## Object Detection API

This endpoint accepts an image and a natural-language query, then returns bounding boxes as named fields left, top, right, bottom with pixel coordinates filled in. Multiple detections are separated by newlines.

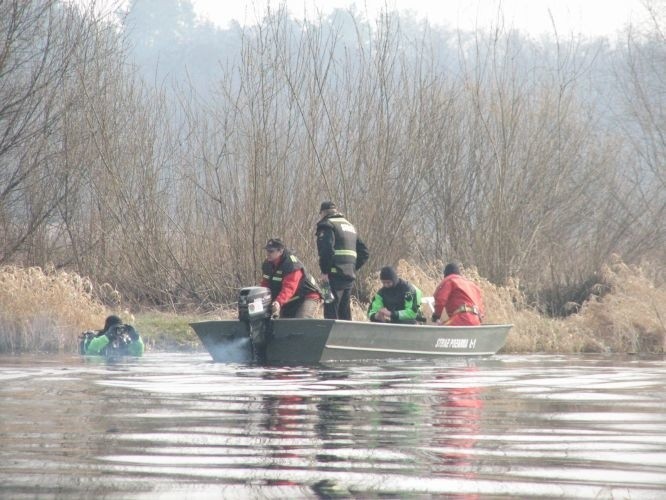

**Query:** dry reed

left=563, top=257, right=666, bottom=353
left=0, top=266, right=108, bottom=353
left=1, top=257, right=663, bottom=354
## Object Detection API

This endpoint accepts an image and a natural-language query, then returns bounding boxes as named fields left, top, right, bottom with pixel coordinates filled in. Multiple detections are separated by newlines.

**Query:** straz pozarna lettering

left=435, top=338, right=477, bottom=349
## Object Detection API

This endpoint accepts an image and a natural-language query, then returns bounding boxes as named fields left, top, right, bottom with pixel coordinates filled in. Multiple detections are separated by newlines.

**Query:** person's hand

left=320, top=274, right=329, bottom=283
left=376, top=308, right=391, bottom=322
left=271, top=301, right=281, bottom=318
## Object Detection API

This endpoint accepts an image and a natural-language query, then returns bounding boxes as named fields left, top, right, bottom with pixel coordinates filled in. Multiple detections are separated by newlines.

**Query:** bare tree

left=1, top=1, right=662, bottom=313
left=0, top=1, right=102, bottom=265
left=613, top=0, right=666, bottom=264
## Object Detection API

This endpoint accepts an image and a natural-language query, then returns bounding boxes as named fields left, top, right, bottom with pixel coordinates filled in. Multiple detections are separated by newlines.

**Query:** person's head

left=319, top=201, right=338, bottom=218
left=104, top=314, right=122, bottom=330
left=265, top=238, right=285, bottom=263
left=443, top=262, right=461, bottom=277
left=379, top=266, right=399, bottom=288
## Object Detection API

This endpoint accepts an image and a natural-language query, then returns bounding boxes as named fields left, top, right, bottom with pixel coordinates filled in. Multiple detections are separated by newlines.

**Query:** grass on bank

left=0, top=259, right=664, bottom=354
left=134, top=310, right=210, bottom=351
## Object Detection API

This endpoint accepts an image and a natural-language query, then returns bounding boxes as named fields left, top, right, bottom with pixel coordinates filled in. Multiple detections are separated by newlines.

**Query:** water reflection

left=427, top=368, right=483, bottom=482
left=0, top=354, right=664, bottom=498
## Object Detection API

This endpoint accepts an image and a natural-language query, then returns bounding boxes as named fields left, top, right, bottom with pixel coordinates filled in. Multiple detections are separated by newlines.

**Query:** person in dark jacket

left=80, top=314, right=144, bottom=357
left=261, top=238, right=321, bottom=318
left=316, top=201, right=369, bottom=320
left=368, top=266, right=424, bottom=324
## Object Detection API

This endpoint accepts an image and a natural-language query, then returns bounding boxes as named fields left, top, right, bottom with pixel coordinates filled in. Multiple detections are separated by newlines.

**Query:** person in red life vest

left=432, top=262, right=485, bottom=326
left=260, top=238, right=321, bottom=318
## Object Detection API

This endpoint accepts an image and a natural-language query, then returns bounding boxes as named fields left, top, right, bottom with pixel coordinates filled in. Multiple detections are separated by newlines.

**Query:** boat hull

left=191, top=319, right=511, bottom=364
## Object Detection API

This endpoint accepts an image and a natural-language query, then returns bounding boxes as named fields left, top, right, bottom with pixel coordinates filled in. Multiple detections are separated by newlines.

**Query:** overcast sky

left=190, top=0, right=646, bottom=37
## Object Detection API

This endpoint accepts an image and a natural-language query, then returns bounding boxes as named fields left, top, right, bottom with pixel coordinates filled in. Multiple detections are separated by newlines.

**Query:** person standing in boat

left=316, top=201, right=370, bottom=321
left=80, top=314, right=144, bottom=356
left=368, top=266, right=425, bottom=324
left=432, top=263, right=484, bottom=326
left=261, top=238, right=321, bottom=319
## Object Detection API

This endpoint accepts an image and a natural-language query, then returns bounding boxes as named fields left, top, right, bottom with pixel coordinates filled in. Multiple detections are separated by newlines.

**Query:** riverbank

left=1, top=259, right=664, bottom=354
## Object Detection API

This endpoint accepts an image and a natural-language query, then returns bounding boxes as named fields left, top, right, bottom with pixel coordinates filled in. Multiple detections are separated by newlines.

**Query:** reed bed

left=0, top=266, right=110, bottom=353
left=357, top=259, right=664, bottom=354
left=1, top=259, right=663, bottom=354
left=562, top=258, right=665, bottom=353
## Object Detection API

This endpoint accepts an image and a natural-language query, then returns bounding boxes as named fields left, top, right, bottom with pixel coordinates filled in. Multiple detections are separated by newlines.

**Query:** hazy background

left=1, top=0, right=664, bottom=316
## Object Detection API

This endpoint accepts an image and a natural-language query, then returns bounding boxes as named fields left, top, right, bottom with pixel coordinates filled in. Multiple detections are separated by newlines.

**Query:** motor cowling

left=238, top=286, right=272, bottom=321
left=237, top=286, right=272, bottom=362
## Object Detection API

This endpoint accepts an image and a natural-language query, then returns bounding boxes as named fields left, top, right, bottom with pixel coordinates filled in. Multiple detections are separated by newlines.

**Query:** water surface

left=1, top=353, right=665, bottom=498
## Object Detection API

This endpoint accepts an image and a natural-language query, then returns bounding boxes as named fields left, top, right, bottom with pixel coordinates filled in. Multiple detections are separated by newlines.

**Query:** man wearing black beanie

left=379, top=266, right=398, bottom=283
left=368, top=266, right=424, bottom=324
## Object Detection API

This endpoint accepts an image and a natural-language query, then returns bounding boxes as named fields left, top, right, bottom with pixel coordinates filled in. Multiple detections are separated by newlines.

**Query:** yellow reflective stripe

left=334, top=249, right=357, bottom=257
left=271, top=277, right=282, bottom=282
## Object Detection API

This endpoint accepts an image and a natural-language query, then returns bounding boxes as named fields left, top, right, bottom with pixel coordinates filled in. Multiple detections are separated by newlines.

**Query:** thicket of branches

left=1, top=0, right=664, bottom=314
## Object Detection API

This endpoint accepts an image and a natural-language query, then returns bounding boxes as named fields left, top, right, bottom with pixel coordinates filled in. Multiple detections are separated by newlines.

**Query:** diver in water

left=80, top=315, right=144, bottom=357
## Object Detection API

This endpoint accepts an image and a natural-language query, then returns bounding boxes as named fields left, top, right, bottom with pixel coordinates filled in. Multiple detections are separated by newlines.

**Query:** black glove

left=128, top=327, right=139, bottom=341
left=80, top=330, right=95, bottom=340
left=105, top=327, right=118, bottom=341
left=431, top=313, right=438, bottom=323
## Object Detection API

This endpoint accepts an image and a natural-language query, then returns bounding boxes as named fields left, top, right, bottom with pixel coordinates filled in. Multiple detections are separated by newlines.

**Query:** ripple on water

left=0, top=353, right=664, bottom=498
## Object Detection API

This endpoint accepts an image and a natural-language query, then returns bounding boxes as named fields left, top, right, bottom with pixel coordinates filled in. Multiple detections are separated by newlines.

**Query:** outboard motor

left=237, top=286, right=273, bottom=362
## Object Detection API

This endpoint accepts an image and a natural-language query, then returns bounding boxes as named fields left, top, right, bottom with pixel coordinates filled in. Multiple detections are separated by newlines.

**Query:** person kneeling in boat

left=80, top=315, right=145, bottom=357
left=432, top=262, right=484, bottom=326
left=261, top=238, right=321, bottom=318
left=368, top=266, right=424, bottom=324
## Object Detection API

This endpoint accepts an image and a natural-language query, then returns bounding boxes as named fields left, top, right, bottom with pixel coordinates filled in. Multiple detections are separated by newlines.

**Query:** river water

left=1, top=353, right=664, bottom=499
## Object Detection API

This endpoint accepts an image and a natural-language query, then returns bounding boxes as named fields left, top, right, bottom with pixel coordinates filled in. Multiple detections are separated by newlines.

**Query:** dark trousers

left=324, top=286, right=353, bottom=320
left=282, top=298, right=320, bottom=319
